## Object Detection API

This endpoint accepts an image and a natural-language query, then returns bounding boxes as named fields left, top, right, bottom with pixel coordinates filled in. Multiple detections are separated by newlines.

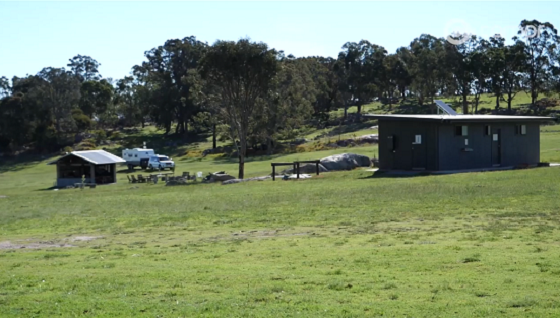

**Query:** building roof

left=363, top=114, right=554, bottom=123
left=48, top=150, right=126, bottom=165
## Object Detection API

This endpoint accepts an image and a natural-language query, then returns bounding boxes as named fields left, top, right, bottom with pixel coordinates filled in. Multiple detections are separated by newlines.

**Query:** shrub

left=93, top=130, right=107, bottom=144
left=109, top=131, right=122, bottom=141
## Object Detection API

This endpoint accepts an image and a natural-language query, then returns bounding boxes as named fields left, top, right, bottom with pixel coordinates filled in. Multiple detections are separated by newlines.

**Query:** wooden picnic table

left=148, top=171, right=174, bottom=178
left=271, top=160, right=320, bottom=180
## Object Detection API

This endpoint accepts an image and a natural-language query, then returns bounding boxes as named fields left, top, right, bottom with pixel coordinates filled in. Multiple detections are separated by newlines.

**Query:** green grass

left=2, top=125, right=560, bottom=317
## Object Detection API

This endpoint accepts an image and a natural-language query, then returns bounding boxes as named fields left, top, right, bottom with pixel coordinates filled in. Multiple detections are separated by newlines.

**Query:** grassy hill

left=2, top=102, right=560, bottom=317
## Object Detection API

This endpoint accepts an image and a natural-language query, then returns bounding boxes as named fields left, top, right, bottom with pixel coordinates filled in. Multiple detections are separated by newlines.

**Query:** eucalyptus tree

left=394, top=47, right=413, bottom=100
left=67, top=55, right=102, bottom=82
left=298, top=56, right=340, bottom=127
left=258, top=56, right=316, bottom=154
left=338, top=40, right=386, bottom=117
left=514, top=20, right=559, bottom=107
left=444, top=35, right=478, bottom=113
left=469, top=37, right=491, bottom=113
left=79, top=79, right=113, bottom=118
left=0, top=76, right=11, bottom=98
left=133, top=36, right=208, bottom=134
left=199, top=38, right=280, bottom=179
left=408, top=35, right=445, bottom=108
left=35, top=67, right=82, bottom=134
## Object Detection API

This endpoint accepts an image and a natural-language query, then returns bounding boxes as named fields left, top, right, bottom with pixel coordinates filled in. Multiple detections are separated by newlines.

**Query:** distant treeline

left=1, top=19, right=559, bottom=176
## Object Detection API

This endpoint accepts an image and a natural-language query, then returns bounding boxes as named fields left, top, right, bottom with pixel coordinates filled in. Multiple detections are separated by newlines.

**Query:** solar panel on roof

left=435, top=100, right=458, bottom=115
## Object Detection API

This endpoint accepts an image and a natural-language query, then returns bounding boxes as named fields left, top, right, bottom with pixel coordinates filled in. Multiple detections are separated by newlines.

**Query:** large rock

left=356, top=134, right=379, bottom=143
left=320, top=153, right=371, bottom=171
left=281, top=163, right=328, bottom=174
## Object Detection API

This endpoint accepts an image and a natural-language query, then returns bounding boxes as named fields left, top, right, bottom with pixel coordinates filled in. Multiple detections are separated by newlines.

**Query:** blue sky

left=1, top=1, right=559, bottom=81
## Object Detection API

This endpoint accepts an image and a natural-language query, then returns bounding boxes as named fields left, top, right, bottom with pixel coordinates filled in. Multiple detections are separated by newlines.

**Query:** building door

left=411, top=133, right=427, bottom=170
left=492, top=129, right=501, bottom=166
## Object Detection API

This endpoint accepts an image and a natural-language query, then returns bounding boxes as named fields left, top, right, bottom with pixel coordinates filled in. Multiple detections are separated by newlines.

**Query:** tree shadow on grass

left=317, top=121, right=377, bottom=138
left=35, top=186, right=58, bottom=191
left=0, top=155, right=49, bottom=174
left=358, top=171, right=433, bottom=179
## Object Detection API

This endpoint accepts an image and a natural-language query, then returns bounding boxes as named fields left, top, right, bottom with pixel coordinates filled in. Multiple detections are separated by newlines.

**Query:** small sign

left=493, top=134, right=498, bottom=141
left=464, top=139, right=469, bottom=146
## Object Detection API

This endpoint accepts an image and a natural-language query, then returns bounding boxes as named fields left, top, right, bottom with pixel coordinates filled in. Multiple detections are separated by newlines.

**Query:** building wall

left=438, top=122, right=540, bottom=170
left=379, top=120, right=540, bottom=171
left=378, top=120, right=438, bottom=170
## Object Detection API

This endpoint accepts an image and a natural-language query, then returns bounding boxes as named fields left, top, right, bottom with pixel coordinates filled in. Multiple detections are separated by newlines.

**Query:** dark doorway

left=412, top=133, right=427, bottom=170
left=492, top=128, right=501, bottom=166
left=387, top=135, right=396, bottom=170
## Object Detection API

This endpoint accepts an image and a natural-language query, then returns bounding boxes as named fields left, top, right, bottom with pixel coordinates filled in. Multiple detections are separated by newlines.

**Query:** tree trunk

left=495, top=94, right=500, bottom=110
left=474, top=98, right=479, bottom=114
left=532, top=89, right=538, bottom=106
left=238, top=152, right=245, bottom=179
left=462, top=89, right=468, bottom=114
left=266, top=137, right=273, bottom=155
left=343, top=99, right=348, bottom=120
left=212, top=124, right=216, bottom=149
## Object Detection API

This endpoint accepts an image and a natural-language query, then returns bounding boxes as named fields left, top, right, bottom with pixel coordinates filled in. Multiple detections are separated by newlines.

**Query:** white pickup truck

left=147, top=155, right=175, bottom=171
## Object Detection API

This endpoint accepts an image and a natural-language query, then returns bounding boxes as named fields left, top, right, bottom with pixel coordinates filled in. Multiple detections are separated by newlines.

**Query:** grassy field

left=2, top=124, right=560, bottom=317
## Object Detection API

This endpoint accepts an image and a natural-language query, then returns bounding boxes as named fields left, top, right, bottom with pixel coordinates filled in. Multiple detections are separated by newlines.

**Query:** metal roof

left=48, top=150, right=126, bottom=165
left=363, top=114, right=554, bottom=123
left=434, top=100, right=458, bottom=115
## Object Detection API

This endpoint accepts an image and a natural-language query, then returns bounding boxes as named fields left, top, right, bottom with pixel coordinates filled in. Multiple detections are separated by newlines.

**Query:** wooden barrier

left=271, top=160, right=320, bottom=181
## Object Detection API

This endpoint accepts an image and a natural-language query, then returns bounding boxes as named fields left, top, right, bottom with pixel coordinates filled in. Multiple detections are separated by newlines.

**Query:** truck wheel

left=148, top=164, right=153, bottom=170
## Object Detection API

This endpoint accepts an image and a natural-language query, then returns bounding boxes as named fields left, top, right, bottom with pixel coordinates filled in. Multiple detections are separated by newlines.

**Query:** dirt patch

left=0, top=241, right=74, bottom=250
left=232, top=230, right=313, bottom=239
left=70, top=236, right=103, bottom=242
left=0, top=195, right=7, bottom=199
left=0, top=235, right=103, bottom=250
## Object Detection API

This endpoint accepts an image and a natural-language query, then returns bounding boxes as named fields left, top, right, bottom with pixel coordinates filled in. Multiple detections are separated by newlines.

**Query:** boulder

left=356, top=134, right=379, bottom=143
left=283, top=174, right=312, bottom=179
left=281, top=163, right=328, bottom=174
left=320, top=153, right=371, bottom=171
